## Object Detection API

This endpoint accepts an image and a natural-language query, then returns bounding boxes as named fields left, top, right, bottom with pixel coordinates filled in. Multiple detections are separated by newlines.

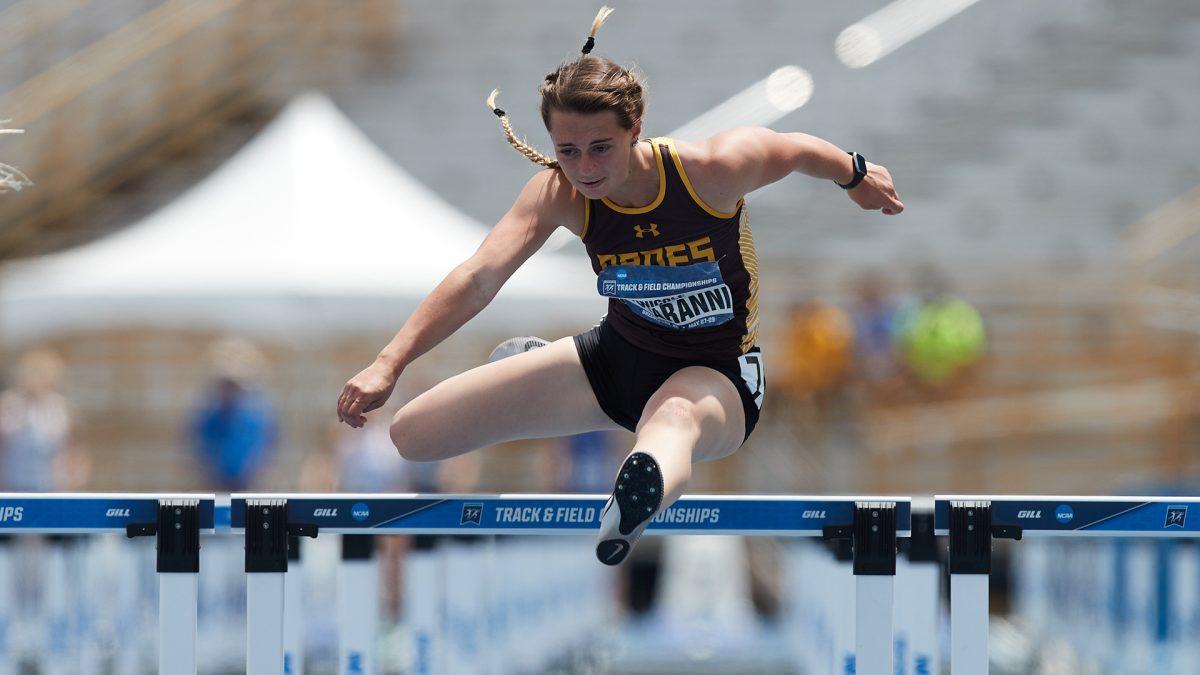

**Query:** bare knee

left=389, top=405, right=443, bottom=462
left=640, top=396, right=702, bottom=438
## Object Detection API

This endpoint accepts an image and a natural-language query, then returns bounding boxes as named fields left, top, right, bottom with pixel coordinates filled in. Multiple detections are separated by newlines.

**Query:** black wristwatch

left=836, top=151, right=867, bottom=190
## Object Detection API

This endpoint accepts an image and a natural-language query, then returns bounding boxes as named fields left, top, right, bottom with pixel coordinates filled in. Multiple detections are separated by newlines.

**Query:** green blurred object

left=900, top=298, right=987, bottom=384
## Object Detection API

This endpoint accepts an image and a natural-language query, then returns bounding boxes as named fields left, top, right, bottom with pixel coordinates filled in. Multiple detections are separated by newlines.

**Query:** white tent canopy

left=0, top=93, right=602, bottom=344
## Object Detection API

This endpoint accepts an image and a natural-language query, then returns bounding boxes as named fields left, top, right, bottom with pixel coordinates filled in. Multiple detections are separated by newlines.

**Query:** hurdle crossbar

left=230, top=492, right=912, bottom=536
left=0, top=492, right=216, bottom=533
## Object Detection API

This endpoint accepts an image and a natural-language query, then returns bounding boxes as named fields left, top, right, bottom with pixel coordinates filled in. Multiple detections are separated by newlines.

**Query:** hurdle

left=936, top=495, right=1200, bottom=675
left=0, top=492, right=912, bottom=674
left=0, top=493, right=216, bottom=673
left=231, top=493, right=911, bottom=675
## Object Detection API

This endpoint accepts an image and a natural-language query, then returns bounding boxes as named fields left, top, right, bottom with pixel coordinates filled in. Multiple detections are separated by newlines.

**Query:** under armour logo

left=633, top=224, right=660, bottom=238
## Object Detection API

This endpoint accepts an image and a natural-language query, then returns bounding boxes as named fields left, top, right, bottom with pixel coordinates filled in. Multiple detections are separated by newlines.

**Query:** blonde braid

left=581, top=6, right=614, bottom=54
left=485, top=8, right=620, bottom=169
left=486, top=89, right=558, bottom=169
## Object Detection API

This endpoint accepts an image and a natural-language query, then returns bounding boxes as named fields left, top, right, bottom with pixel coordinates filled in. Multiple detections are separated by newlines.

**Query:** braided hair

left=486, top=6, right=645, bottom=170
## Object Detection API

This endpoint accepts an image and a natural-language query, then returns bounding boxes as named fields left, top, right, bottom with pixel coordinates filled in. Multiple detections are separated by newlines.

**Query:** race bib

left=597, top=263, right=734, bottom=330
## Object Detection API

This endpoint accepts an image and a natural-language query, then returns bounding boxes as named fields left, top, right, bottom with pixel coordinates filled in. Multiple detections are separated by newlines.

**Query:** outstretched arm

left=337, top=169, right=576, bottom=427
left=705, top=127, right=904, bottom=215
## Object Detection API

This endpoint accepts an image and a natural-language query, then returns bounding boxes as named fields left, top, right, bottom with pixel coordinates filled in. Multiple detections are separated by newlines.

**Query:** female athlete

left=337, top=7, right=903, bottom=565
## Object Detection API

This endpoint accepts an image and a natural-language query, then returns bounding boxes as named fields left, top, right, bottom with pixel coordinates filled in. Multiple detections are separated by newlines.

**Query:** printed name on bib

left=598, top=262, right=734, bottom=330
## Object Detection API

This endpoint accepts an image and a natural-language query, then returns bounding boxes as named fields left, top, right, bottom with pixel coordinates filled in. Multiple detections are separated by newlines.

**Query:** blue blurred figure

left=850, top=272, right=905, bottom=391
left=565, top=430, right=619, bottom=493
left=190, top=338, right=278, bottom=491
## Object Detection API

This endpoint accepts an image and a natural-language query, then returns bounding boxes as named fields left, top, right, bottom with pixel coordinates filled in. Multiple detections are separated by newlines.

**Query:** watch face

left=854, top=153, right=867, bottom=176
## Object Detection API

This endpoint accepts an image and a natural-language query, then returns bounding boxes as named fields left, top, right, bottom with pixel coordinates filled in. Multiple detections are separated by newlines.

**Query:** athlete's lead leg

left=389, top=337, right=619, bottom=462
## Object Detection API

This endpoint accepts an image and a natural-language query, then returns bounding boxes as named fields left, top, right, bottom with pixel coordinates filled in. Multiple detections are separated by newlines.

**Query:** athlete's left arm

left=706, top=127, right=904, bottom=215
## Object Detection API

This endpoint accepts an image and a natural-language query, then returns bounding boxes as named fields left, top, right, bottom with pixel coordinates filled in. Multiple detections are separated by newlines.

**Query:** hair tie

left=486, top=89, right=506, bottom=118
left=582, top=6, right=613, bottom=55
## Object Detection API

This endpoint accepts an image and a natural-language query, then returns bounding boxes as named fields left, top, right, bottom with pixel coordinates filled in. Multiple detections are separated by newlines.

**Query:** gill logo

left=633, top=223, right=660, bottom=238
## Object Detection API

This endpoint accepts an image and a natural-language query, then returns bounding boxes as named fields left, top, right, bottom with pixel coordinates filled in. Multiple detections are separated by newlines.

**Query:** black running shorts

left=573, top=319, right=765, bottom=442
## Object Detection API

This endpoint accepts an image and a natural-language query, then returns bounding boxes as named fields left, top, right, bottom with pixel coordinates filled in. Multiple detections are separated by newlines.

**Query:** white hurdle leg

left=338, top=535, right=378, bottom=675
left=949, top=501, right=991, bottom=675
left=0, top=536, right=12, bottom=675
left=852, top=502, right=898, bottom=675
left=899, top=512, right=941, bottom=675
left=284, top=535, right=305, bottom=675
left=405, top=539, right=443, bottom=675
left=245, top=499, right=289, bottom=675
left=133, top=499, right=203, bottom=675
left=161, top=574, right=199, bottom=673
left=830, top=540, right=855, bottom=675
left=248, top=574, right=286, bottom=674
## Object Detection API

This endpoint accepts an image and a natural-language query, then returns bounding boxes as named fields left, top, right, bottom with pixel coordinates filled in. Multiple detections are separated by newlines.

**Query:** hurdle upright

left=0, top=493, right=216, bottom=674
left=232, top=493, right=911, bottom=675
left=936, top=495, right=1200, bottom=675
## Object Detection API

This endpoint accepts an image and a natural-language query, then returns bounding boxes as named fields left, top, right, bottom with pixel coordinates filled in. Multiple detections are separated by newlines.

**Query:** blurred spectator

left=849, top=272, right=905, bottom=393
left=896, top=267, right=988, bottom=390
left=0, top=348, right=88, bottom=491
left=529, top=431, right=622, bottom=493
left=336, top=415, right=412, bottom=493
left=188, top=337, right=277, bottom=491
left=564, top=430, right=620, bottom=493
left=777, top=300, right=854, bottom=400
left=302, top=416, right=416, bottom=624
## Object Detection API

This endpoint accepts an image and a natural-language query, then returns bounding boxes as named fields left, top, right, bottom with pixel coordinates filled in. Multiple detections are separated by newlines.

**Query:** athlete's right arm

left=337, top=169, right=578, bottom=427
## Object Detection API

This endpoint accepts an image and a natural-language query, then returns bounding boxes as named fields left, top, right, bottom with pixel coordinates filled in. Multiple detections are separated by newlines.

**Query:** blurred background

left=0, top=0, right=1198, bottom=672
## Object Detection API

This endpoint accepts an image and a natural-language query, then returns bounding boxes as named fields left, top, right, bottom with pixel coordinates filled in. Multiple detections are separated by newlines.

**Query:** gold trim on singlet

left=579, top=197, right=591, bottom=240
left=601, top=138, right=666, bottom=214
left=738, top=207, right=761, bottom=353
left=663, top=138, right=742, bottom=220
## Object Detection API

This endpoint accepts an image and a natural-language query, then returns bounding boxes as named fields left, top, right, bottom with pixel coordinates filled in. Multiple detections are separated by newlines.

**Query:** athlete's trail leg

left=596, top=366, right=745, bottom=565
left=631, top=366, right=746, bottom=509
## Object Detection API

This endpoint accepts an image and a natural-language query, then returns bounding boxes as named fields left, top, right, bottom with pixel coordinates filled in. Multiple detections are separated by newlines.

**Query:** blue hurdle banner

left=230, top=494, right=912, bottom=537
left=934, top=496, right=1200, bottom=537
left=0, top=493, right=217, bottom=533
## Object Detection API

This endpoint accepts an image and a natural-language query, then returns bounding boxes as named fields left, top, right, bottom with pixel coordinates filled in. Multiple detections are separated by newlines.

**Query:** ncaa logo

left=1055, top=505, right=1074, bottom=524
left=351, top=502, right=370, bottom=522
left=461, top=504, right=483, bottom=526
left=616, top=269, right=628, bottom=280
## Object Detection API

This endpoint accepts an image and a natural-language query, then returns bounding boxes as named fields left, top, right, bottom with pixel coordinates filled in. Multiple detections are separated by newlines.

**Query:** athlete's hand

left=848, top=162, right=904, bottom=215
left=337, top=360, right=399, bottom=428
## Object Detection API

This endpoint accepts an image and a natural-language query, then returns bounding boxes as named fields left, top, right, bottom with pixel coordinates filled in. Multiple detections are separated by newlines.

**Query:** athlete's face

left=547, top=109, right=641, bottom=199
